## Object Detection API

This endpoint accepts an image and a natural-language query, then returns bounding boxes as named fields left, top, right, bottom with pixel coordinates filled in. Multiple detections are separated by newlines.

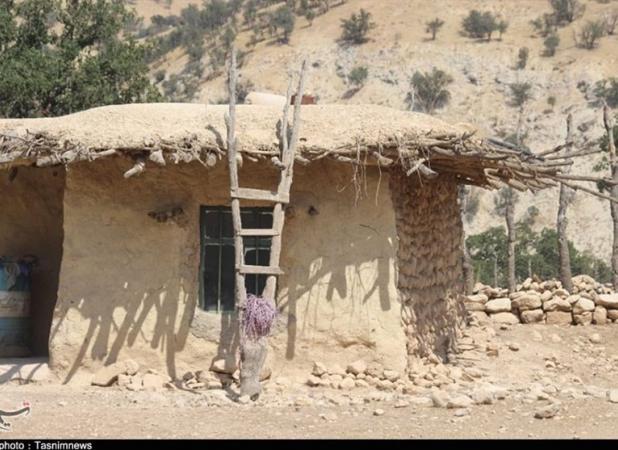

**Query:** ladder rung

left=231, top=188, right=289, bottom=204
left=237, top=265, right=284, bottom=275
left=238, top=228, right=279, bottom=237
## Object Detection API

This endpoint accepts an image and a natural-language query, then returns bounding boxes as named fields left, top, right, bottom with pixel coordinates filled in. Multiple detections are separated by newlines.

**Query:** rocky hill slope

left=134, top=0, right=618, bottom=260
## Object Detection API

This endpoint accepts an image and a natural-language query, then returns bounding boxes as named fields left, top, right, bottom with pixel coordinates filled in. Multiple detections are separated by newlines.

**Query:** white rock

left=383, top=370, right=400, bottom=382
left=597, top=294, right=618, bottom=309
left=431, top=390, right=450, bottom=408
left=373, top=409, right=385, bottom=416
left=543, top=298, right=572, bottom=312
left=573, top=312, right=593, bottom=325
left=311, top=362, right=327, bottom=377
left=546, top=311, right=573, bottom=325
left=608, top=389, right=618, bottom=403
left=534, top=403, right=560, bottom=419
left=211, top=358, right=237, bottom=375
left=346, top=360, right=367, bottom=376
left=142, top=373, right=163, bottom=391
left=339, top=377, right=355, bottom=390
left=521, top=309, right=545, bottom=323
left=589, top=333, right=602, bottom=344
left=573, top=298, right=595, bottom=314
left=307, top=375, right=322, bottom=387
left=471, top=388, right=495, bottom=405
left=490, top=312, right=520, bottom=324
left=485, top=298, right=512, bottom=314
left=447, top=395, right=473, bottom=409
left=328, top=364, right=346, bottom=376
left=512, top=294, right=542, bottom=311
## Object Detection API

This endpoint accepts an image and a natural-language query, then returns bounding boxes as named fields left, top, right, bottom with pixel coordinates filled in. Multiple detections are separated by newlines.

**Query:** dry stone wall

left=389, top=169, right=466, bottom=364
left=466, top=275, right=618, bottom=326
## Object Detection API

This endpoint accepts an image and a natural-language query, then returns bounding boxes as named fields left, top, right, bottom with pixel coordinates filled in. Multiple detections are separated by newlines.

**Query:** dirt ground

left=2, top=323, right=618, bottom=439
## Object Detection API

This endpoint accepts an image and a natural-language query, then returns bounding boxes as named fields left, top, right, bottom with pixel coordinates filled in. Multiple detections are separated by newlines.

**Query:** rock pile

left=466, top=275, right=617, bottom=326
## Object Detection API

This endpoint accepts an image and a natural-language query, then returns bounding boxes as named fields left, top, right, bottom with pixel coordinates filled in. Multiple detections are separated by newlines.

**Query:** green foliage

left=549, top=0, right=585, bottom=24
left=509, top=82, right=533, bottom=108
left=547, top=95, right=556, bottom=107
left=461, top=10, right=502, bottom=41
left=467, top=224, right=612, bottom=286
left=594, top=78, right=618, bottom=108
left=425, top=18, right=445, bottom=40
left=576, top=19, right=606, bottom=49
left=543, top=32, right=560, bottom=56
left=339, top=8, right=375, bottom=45
left=406, top=68, right=453, bottom=114
left=270, top=5, right=295, bottom=43
left=516, top=47, right=529, bottom=70
left=348, top=65, right=368, bottom=88
left=0, top=0, right=161, bottom=118
left=531, top=13, right=558, bottom=37
left=305, top=8, right=316, bottom=25
left=494, top=187, right=519, bottom=216
left=497, top=20, right=509, bottom=39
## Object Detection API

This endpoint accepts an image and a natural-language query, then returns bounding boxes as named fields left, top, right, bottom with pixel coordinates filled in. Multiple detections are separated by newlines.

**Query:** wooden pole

left=557, top=113, right=574, bottom=292
left=604, top=104, right=618, bottom=290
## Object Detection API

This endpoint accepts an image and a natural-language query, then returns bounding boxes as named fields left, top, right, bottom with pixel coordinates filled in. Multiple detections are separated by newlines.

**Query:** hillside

left=133, top=0, right=618, bottom=261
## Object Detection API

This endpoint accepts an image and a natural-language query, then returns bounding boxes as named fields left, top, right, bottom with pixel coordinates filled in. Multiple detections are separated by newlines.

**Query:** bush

left=594, top=78, right=618, bottom=108
left=604, top=9, right=618, bottom=35
left=461, top=10, right=500, bottom=41
left=549, top=0, right=585, bottom=24
left=543, top=33, right=560, bottom=56
left=348, top=66, right=368, bottom=88
left=497, top=20, right=509, bottom=39
left=270, top=5, right=295, bottom=43
left=425, top=18, right=445, bottom=40
left=547, top=95, right=556, bottom=107
left=516, top=47, right=529, bottom=70
left=339, top=9, right=375, bottom=45
left=305, top=9, right=316, bottom=25
left=509, top=82, right=533, bottom=108
left=531, top=13, right=558, bottom=37
left=576, top=19, right=606, bottom=49
left=406, top=68, right=453, bottom=114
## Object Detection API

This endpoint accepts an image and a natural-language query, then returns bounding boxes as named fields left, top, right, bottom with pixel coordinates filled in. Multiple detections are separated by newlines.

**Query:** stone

left=512, top=294, right=542, bottom=311
left=573, top=312, right=592, bottom=325
left=485, top=298, right=512, bottom=314
left=608, top=310, right=618, bottom=321
left=597, top=294, right=618, bottom=310
left=468, top=311, right=490, bottom=325
left=464, top=302, right=486, bottom=311
left=126, top=376, right=143, bottom=391
left=365, top=362, right=384, bottom=379
left=123, top=360, right=139, bottom=376
left=339, top=377, right=355, bottom=390
left=550, top=333, right=562, bottom=343
left=373, top=409, right=385, bottom=416
left=471, top=388, right=495, bottom=405
left=486, top=343, right=499, bottom=357
left=142, top=373, right=163, bottom=391
left=260, top=366, right=272, bottom=381
left=534, top=403, right=560, bottom=419
left=210, top=358, right=237, bottom=375
left=92, top=363, right=124, bottom=387
left=431, top=390, right=450, bottom=408
left=543, top=298, right=572, bottom=312
left=566, top=294, right=581, bottom=305
left=584, top=385, right=607, bottom=398
left=608, top=389, right=618, bottom=403
left=589, top=333, right=602, bottom=344
left=521, top=309, right=545, bottom=324
left=573, top=298, right=595, bottom=314
left=394, top=400, right=410, bottom=408
left=447, top=395, right=473, bottom=409
left=207, top=380, right=223, bottom=390
left=466, top=293, right=489, bottom=304
left=117, top=374, right=131, bottom=387
left=355, top=379, right=369, bottom=388
left=508, top=342, right=520, bottom=351
left=553, top=288, right=569, bottom=298
left=540, top=290, right=553, bottom=302
left=490, top=312, right=520, bottom=324
left=307, top=375, right=322, bottom=387
left=311, top=362, right=327, bottom=377
left=546, top=311, right=573, bottom=325
left=346, top=360, right=367, bottom=376
left=328, top=365, right=346, bottom=376
left=383, top=370, right=400, bottom=382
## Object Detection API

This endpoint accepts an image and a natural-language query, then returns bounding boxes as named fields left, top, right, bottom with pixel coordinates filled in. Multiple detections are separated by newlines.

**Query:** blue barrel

left=0, top=259, right=32, bottom=357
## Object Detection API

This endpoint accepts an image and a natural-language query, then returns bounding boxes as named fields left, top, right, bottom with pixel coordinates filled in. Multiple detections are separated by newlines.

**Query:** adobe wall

left=50, top=158, right=407, bottom=382
left=389, top=168, right=466, bottom=365
left=0, top=166, right=65, bottom=356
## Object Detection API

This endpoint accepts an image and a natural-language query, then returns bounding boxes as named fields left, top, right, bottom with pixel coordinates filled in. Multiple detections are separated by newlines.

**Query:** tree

left=494, top=187, right=518, bottom=292
left=531, top=13, right=558, bottom=37
left=594, top=78, right=618, bottom=108
left=461, top=10, right=500, bottom=41
left=549, top=0, right=585, bottom=25
left=305, top=8, right=316, bottom=26
left=339, top=9, right=375, bottom=45
left=425, top=18, right=444, bottom=40
left=509, top=82, right=532, bottom=108
left=557, top=114, right=575, bottom=292
left=516, top=47, right=529, bottom=70
left=497, top=20, right=509, bottom=40
left=0, top=0, right=161, bottom=118
left=348, top=65, right=368, bottom=89
left=603, top=104, right=618, bottom=290
left=271, top=5, right=295, bottom=44
left=543, top=32, right=560, bottom=56
left=406, top=68, right=453, bottom=114
left=576, top=19, right=606, bottom=50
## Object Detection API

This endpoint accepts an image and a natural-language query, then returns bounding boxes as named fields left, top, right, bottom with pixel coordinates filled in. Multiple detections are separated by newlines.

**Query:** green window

left=199, top=206, right=273, bottom=312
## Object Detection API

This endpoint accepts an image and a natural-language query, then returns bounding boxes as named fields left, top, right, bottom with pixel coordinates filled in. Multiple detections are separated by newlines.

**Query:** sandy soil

left=2, top=322, right=618, bottom=439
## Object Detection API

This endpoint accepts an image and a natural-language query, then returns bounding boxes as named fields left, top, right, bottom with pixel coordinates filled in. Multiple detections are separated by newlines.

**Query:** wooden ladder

left=225, top=50, right=307, bottom=316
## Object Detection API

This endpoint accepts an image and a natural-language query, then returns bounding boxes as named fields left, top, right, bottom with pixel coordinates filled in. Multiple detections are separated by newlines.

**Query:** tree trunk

left=557, top=114, right=574, bottom=292
left=493, top=255, right=499, bottom=287
left=604, top=105, right=618, bottom=290
left=458, top=186, right=474, bottom=294
left=505, top=190, right=516, bottom=292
